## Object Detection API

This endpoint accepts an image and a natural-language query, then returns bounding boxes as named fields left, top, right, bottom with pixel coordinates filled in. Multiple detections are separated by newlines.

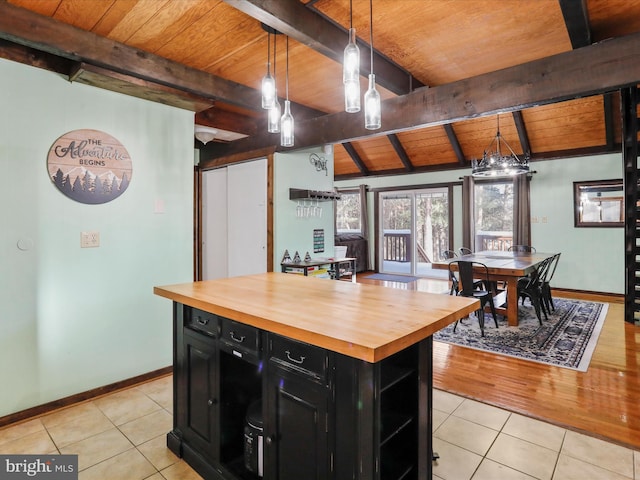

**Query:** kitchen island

left=154, top=272, right=478, bottom=480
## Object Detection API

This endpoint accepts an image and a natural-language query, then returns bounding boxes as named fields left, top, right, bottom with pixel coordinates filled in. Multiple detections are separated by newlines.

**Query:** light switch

left=81, top=231, right=100, bottom=248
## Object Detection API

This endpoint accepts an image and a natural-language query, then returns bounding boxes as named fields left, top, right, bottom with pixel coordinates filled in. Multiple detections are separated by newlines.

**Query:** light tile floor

left=1, top=375, right=638, bottom=479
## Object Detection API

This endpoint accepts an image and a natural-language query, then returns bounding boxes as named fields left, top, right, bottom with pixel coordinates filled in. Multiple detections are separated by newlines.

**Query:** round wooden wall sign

left=47, top=129, right=133, bottom=204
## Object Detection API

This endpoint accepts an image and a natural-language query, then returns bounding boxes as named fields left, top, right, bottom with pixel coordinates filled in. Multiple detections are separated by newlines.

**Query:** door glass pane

left=474, top=181, right=513, bottom=251
left=416, top=191, right=449, bottom=275
left=380, top=188, right=450, bottom=278
left=381, top=195, right=412, bottom=274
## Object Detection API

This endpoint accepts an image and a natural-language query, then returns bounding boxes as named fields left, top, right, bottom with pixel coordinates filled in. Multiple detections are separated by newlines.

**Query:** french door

left=379, top=187, right=450, bottom=277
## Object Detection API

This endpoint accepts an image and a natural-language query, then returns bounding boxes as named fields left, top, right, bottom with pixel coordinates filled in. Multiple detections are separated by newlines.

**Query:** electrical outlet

left=81, top=231, right=100, bottom=248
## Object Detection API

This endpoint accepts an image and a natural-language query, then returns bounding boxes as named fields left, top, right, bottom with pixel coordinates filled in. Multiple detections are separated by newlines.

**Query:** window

left=474, top=180, right=514, bottom=251
left=336, top=192, right=362, bottom=233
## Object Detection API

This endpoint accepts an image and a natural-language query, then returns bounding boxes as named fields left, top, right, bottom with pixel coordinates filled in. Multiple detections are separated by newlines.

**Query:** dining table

left=432, top=250, right=558, bottom=326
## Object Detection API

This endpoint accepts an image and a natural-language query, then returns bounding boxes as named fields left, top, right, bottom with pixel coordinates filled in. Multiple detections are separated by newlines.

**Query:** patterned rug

left=433, top=298, right=608, bottom=371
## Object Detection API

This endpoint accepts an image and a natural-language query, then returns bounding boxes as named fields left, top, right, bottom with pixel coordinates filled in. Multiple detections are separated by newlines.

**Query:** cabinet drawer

left=219, top=318, right=260, bottom=357
left=269, top=334, right=328, bottom=382
left=186, top=307, right=219, bottom=337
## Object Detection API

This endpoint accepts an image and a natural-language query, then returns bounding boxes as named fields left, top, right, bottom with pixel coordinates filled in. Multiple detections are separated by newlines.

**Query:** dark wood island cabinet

left=154, top=273, right=477, bottom=480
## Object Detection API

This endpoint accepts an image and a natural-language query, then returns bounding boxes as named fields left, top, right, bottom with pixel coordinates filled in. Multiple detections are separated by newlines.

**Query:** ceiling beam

left=0, top=2, right=323, bottom=119
left=443, top=125, right=466, bottom=166
left=342, top=142, right=370, bottom=175
left=512, top=111, right=531, bottom=157
left=558, top=0, right=591, bottom=49
left=387, top=134, right=414, bottom=172
left=202, top=30, right=640, bottom=161
left=223, top=0, right=423, bottom=95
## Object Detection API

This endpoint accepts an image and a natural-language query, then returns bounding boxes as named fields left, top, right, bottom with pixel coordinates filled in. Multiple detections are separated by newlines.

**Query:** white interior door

left=202, top=159, right=267, bottom=280
left=202, top=168, right=228, bottom=279
left=227, top=160, right=267, bottom=277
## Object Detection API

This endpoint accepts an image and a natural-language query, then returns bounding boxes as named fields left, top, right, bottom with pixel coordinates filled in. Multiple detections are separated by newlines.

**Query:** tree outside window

left=474, top=181, right=514, bottom=251
left=336, top=192, right=362, bottom=233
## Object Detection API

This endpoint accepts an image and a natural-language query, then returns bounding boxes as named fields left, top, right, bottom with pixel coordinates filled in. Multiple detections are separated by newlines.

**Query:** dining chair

left=541, top=253, right=561, bottom=312
left=508, top=245, right=536, bottom=253
left=441, top=250, right=459, bottom=295
left=458, top=247, right=472, bottom=256
left=517, top=257, right=551, bottom=324
left=448, top=260, right=498, bottom=336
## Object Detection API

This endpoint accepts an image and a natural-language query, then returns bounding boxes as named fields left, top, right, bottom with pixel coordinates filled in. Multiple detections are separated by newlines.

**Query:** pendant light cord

left=369, top=0, right=374, bottom=74
left=285, top=36, right=289, bottom=100
left=267, top=32, right=271, bottom=74
left=349, top=0, right=353, bottom=29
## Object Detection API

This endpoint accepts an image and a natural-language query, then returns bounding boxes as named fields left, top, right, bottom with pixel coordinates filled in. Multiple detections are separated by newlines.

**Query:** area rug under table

left=433, top=298, right=608, bottom=372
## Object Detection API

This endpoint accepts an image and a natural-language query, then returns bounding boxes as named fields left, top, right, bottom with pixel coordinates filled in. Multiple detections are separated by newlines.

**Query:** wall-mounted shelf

left=289, top=188, right=340, bottom=201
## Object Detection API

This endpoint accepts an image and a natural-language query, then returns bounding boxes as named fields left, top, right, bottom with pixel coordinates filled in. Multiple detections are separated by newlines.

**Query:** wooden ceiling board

left=124, top=0, right=218, bottom=54
left=588, top=0, right=640, bottom=42
left=397, top=126, right=460, bottom=167
left=309, top=0, right=573, bottom=87
left=53, top=0, right=116, bottom=30
left=91, top=0, right=139, bottom=37
left=333, top=143, right=363, bottom=176
left=451, top=115, right=524, bottom=162
left=351, top=136, right=404, bottom=172
left=155, top=3, right=260, bottom=72
left=522, top=97, right=606, bottom=152
left=7, top=0, right=61, bottom=17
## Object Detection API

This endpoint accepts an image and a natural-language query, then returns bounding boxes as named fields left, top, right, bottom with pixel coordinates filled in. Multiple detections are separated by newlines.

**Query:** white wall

left=0, top=59, right=193, bottom=416
left=336, top=153, right=624, bottom=294
left=274, top=147, right=335, bottom=266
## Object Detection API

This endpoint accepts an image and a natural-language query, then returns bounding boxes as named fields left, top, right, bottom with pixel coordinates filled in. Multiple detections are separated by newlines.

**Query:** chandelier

left=471, top=115, right=529, bottom=177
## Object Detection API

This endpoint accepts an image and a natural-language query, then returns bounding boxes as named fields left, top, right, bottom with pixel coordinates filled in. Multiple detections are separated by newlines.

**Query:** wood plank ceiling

left=1, top=0, right=640, bottom=179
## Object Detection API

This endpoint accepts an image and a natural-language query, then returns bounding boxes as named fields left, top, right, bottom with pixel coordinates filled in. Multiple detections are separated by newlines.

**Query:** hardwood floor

left=357, top=273, right=640, bottom=450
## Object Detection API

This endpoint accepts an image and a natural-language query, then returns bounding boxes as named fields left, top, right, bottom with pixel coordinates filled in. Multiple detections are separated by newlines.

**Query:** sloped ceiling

left=1, top=0, right=639, bottom=179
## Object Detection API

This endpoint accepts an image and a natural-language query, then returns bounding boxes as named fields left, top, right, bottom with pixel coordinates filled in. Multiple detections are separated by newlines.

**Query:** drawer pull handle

left=196, top=316, right=208, bottom=326
left=230, top=331, right=246, bottom=343
left=285, top=350, right=305, bottom=365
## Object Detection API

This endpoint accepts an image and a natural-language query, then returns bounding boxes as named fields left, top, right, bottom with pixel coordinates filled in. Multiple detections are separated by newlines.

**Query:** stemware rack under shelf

left=289, top=188, right=340, bottom=201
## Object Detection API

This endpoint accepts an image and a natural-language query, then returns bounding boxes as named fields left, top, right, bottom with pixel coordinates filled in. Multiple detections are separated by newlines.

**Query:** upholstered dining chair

left=508, top=245, right=536, bottom=253
left=448, top=260, right=498, bottom=337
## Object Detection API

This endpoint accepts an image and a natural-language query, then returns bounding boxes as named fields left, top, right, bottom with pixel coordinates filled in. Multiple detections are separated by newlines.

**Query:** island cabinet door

left=178, top=328, right=219, bottom=462
left=263, top=334, right=333, bottom=479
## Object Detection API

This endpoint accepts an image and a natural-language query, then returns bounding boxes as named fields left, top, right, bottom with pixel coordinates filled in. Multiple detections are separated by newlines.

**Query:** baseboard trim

left=552, top=287, right=624, bottom=304
left=0, top=366, right=173, bottom=429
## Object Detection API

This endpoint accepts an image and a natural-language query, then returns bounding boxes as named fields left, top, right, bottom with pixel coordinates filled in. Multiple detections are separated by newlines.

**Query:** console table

left=281, top=257, right=357, bottom=282
left=154, top=273, right=478, bottom=480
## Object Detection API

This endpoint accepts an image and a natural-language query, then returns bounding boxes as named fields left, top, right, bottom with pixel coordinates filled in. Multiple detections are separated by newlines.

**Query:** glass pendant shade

left=268, top=95, right=281, bottom=133
left=261, top=65, right=276, bottom=109
left=281, top=100, right=294, bottom=147
left=344, top=79, right=361, bottom=113
left=343, top=28, right=360, bottom=83
left=364, top=73, right=381, bottom=130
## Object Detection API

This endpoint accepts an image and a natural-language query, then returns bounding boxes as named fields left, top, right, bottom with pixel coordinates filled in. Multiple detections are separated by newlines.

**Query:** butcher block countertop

left=154, top=272, right=478, bottom=363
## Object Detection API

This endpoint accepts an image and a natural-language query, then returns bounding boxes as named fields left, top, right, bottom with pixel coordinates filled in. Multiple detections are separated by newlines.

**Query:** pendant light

left=280, top=36, right=294, bottom=147
left=261, top=31, right=275, bottom=109
left=364, top=0, right=381, bottom=130
left=267, top=33, right=281, bottom=133
left=343, top=0, right=360, bottom=113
